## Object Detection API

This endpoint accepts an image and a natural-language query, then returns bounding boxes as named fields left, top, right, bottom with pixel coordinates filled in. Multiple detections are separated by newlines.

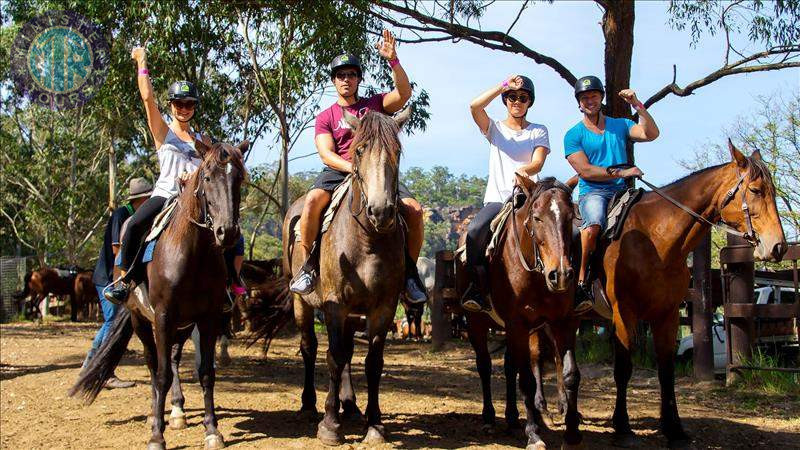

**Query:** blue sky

left=248, top=2, right=799, bottom=189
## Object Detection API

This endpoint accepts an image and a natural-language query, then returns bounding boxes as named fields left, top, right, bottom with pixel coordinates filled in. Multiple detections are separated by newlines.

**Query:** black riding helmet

left=501, top=75, right=535, bottom=105
left=574, top=75, right=604, bottom=101
left=167, top=80, right=199, bottom=103
left=330, top=53, right=362, bottom=79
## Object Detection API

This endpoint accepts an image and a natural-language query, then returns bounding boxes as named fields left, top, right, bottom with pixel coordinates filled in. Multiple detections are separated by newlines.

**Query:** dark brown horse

left=603, top=142, right=787, bottom=447
left=15, top=267, right=95, bottom=321
left=252, top=109, right=411, bottom=445
left=70, top=140, right=249, bottom=450
left=457, top=176, right=582, bottom=449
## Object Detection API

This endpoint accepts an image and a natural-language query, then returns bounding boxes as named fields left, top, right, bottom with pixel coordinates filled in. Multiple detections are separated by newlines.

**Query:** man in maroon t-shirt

left=290, top=30, right=426, bottom=303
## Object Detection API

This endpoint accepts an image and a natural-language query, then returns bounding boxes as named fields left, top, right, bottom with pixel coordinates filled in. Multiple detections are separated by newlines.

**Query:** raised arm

left=132, top=47, right=168, bottom=150
left=469, top=75, right=521, bottom=136
left=619, top=89, right=659, bottom=142
left=378, top=30, right=412, bottom=114
left=315, top=133, right=353, bottom=173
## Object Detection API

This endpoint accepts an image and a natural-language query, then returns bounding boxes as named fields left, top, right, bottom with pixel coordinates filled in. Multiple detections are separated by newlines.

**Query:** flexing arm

left=567, top=151, right=642, bottom=182
left=379, top=30, right=412, bottom=113
left=619, top=89, right=659, bottom=142
left=469, top=75, right=521, bottom=136
left=316, top=133, right=353, bottom=173
left=132, top=47, right=168, bottom=149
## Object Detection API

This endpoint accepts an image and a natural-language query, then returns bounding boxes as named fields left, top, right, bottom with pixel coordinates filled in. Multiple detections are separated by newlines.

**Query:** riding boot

left=461, top=265, right=491, bottom=313
left=289, top=241, right=320, bottom=295
left=574, top=281, right=595, bottom=314
left=104, top=278, right=131, bottom=305
left=403, top=250, right=427, bottom=305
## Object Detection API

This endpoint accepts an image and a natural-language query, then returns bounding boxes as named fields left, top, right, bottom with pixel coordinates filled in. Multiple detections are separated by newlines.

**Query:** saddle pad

left=145, top=196, right=179, bottom=242
left=603, top=188, right=643, bottom=241
left=486, top=201, right=514, bottom=258
left=294, top=176, right=352, bottom=241
left=142, top=240, right=157, bottom=263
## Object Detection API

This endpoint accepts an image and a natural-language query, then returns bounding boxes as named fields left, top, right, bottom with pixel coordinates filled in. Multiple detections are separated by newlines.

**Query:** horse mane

left=167, top=142, right=247, bottom=243
left=350, top=111, right=402, bottom=168
left=661, top=155, right=775, bottom=195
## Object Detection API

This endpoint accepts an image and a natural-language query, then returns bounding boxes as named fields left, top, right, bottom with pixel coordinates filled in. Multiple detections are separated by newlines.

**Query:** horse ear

left=194, top=138, right=210, bottom=158
left=393, top=107, right=412, bottom=129
left=342, top=108, right=360, bottom=131
left=751, top=149, right=762, bottom=161
left=237, top=140, right=251, bottom=159
left=728, top=138, right=747, bottom=168
left=514, top=172, right=535, bottom=193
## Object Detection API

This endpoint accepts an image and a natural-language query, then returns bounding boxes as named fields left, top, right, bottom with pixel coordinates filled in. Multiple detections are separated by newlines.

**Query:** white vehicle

left=676, top=287, right=797, bottom=373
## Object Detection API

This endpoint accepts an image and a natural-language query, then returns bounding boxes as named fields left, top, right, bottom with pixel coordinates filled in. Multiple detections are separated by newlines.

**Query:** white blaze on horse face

left=550, top=197, right=560, bottom=223
left=226, top=162, right=233, bottom=175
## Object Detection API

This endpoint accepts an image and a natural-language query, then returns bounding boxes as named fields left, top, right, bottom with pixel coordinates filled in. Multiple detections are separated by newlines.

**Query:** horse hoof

left=169, top=415, right=187, bottom=430
left=526, top=440, right=547, bottom=450
left=363, top=425, right=386, bottom=444
left=611, top=432, right=637, bottom=448
left=147, top=441, right=166, bottom=450
left=317, top=422, right=343, bottom=446
left=296, top=408, right=318, bottom=422
left=481, top=423, right=496, bottom=435
left=204, top=433, right=225, bottom=450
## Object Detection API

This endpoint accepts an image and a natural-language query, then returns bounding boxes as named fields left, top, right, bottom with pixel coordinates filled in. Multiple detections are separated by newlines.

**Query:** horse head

left=343, top=108, right=410, bottom=233
left=192, top=139, right=250, bottom=248
left=719, top=139, right=786, bottom=262
left=515, top=174, right=575, bottom=293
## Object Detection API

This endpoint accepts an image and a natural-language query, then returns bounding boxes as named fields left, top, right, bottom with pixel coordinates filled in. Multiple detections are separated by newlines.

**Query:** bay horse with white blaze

left=70, top=140, right=249, bottom=450
left=603, top=141, right=786, bottom=447
left=457, top=176, right=582, bottom=449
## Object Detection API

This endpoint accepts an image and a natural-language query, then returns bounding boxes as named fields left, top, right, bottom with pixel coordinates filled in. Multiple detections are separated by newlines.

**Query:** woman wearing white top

left=462, top=75, right=551, bottom=312
left=106, top=46, right=212, bottom=303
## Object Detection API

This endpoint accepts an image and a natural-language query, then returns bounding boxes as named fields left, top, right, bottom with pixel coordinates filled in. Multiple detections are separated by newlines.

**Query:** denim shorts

left=578, top=187, right=624, bottom=230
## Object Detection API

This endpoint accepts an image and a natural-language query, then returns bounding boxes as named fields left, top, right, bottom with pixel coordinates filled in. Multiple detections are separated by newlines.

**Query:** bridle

left=348, top=144, right=400, bottom=232
left=509, top=184, right=544, bottom=273
left=186, top=168, right=214, bottom=230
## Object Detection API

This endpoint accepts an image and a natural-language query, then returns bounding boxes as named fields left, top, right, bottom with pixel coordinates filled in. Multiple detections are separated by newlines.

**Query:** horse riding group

left=69, top=29, right=788, bottom=450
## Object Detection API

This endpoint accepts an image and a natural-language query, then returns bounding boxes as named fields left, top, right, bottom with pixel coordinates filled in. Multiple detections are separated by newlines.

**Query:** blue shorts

left=578, top=187, right=624, bottom=231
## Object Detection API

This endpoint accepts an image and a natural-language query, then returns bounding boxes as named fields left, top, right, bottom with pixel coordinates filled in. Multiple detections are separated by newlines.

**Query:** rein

left=509, top=184, right=544, bottom=273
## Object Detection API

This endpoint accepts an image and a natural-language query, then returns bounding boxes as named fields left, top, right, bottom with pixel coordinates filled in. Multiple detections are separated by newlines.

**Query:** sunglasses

left=335, top=71, right=359, bottom=81
left=506, top=94, right=530, bottom=104
left=172, top=100, right=196, bottom=109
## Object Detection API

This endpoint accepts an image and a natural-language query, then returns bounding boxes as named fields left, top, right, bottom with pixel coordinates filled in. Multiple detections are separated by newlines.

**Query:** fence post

left=692, top=233, right=714, bottom=380
left=725, top=234, right=755, bottom=385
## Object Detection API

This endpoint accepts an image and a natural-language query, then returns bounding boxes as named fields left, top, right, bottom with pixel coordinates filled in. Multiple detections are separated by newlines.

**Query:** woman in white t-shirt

left=105, top=46, right=213, bottom=303
left=462, top=75, right=551, bottom=312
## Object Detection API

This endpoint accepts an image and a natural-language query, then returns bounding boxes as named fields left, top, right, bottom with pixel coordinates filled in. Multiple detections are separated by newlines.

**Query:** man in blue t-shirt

left=564, top=75, right=660, bottom=313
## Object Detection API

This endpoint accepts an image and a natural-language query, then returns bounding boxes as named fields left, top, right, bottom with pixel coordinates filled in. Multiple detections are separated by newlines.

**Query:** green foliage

left=403, top=166, right=485, bottom=209
left=732, top=348, right=800, bottom=397
left=576, top=329, right=614, bottom=365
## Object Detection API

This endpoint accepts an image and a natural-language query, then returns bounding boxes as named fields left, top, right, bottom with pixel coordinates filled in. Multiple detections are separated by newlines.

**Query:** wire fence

left=0, top=256, right=32, bottom=322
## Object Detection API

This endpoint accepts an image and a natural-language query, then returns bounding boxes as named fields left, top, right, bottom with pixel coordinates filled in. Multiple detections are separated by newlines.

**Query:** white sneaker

left=289, top=269, right=316, bottom=295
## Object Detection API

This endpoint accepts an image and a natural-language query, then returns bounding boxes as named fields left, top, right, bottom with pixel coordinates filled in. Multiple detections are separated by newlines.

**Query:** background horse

left=254, top=108, right=411, bottom=446
left=457, top=176, right=582, bottom=449
left=70, top=140, right=248, bottom=450
left=15, top=267, right=94, bottom=321
left=603, top=141, right=787, bottom=447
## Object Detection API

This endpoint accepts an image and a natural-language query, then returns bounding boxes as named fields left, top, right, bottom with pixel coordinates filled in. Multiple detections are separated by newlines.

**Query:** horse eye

left=533, top=215, right=543, bottom=223
left=748, top=187, right=762, bottom=195
left=204, top=176, right=211, bottom=182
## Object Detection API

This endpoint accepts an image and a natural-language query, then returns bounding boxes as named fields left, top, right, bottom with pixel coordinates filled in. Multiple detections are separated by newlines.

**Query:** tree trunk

left=108, top=141, right=117, bottom=209
left=601, top=0, right=635, bottom=165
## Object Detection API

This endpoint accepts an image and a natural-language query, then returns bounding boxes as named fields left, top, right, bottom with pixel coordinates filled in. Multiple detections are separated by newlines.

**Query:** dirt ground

left=1, top=321, right=798, bottom=449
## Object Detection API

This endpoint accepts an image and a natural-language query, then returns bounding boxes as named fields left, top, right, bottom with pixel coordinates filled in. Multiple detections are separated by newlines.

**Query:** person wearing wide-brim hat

left=83, top=177, right=153, bottom=388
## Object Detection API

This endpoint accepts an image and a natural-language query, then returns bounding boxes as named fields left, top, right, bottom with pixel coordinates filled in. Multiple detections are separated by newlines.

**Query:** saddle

left=293, top=176, right=352, bottom=242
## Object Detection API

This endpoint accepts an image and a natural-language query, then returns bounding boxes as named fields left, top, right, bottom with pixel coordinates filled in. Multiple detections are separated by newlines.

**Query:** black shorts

left=311, top=167, right=413, bottom=200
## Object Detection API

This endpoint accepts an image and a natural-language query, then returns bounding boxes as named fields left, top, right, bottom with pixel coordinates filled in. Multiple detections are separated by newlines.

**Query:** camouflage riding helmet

left=501, top=75, right=535, bottom=105
left=330, top=53, right=363, bottom=79
left=573, top=75, right=604, bottom=101
left=167, top=80, right=199, bottom=103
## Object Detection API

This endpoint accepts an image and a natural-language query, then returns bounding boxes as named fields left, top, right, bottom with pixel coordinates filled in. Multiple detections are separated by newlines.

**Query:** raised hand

left=504, top=75, right=523, bottom=92
left=377, top=29, right=397, bottom=60
left=618, top=88, right=640, bottom=106
left=131, top=46, right=147, bottom=65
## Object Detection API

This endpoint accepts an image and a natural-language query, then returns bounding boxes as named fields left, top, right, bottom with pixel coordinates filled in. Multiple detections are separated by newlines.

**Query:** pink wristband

left=138, top=68, right=149, bottom=75
left=502, top=80, right=509, bottom=88
left=388, top=58, right=400, bottom=68
left=634, top=101, right=644, bottom=110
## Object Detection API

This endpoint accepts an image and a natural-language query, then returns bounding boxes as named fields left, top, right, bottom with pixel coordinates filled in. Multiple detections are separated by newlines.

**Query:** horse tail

left=244, top=276, right=294, bottom=354
left=13, top=272, right=32, bottom=299
left=68, top=308, right=133, bottom=404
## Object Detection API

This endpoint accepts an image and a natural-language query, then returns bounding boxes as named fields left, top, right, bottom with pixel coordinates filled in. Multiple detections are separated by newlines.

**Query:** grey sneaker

left=104, top=376, right=135, bottom=389
left=289, top=269, right=316, bottom=295
left=405, top=278, right=427, bottom=304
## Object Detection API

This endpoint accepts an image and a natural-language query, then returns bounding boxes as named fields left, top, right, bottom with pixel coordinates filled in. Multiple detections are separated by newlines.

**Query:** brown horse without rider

left=70, top=140, right=249, bottom=450
left=602, top=141, right=787, bottom=447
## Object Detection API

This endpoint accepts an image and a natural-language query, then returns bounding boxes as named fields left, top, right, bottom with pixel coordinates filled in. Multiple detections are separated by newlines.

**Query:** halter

left=509, top=184, right=545, bottom=273
left=185, top=169, right=214, bottom=230
left=636, top=170, right=759, bottom=246
left=348, top=144, right=400, bottom=232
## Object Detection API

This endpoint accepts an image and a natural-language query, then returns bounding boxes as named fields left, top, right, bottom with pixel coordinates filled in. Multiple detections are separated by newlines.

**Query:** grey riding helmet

left=501, top=75, right=535, bottom=105
left=330, top=53, right=362, bottom=78
left=574, top=75, right=604, bottom=101
left=167, top=80, right=199, bottom=103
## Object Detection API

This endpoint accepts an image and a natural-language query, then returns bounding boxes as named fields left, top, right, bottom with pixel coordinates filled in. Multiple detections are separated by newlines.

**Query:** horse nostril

left=564, top=267, right=574, bottom=282
left=215, top=226, right=226, bottom=240
left=367, top=205, right=375, bottom=218
left=773, top=242, right=787, bottom=260
left=548, top=270, right=558, bottom=285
